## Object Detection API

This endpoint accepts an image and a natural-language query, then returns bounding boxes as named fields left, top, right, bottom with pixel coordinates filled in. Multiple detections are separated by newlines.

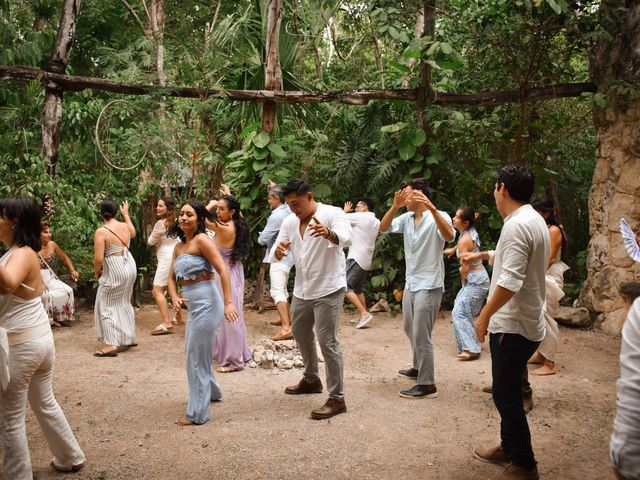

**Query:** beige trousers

left=0, top=333, right=85, bottom=479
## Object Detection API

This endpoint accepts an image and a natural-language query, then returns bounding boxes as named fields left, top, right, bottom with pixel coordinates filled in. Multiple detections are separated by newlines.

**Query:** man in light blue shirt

left=258, top=184, right=293, bottom=341
left=379, top=178, right=454, bottom=399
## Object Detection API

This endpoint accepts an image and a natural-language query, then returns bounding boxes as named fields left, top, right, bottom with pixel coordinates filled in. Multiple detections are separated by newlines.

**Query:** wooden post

left=261, top=0, right=283, bottom=136
left=42, top=0, right=81, bottom=179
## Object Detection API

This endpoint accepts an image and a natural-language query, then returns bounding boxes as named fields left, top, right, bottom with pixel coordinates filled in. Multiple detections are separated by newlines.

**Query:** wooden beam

left=0, top=64, right=597, bottom=107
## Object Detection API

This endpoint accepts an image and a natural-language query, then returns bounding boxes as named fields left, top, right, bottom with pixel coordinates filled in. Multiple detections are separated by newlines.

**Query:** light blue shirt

left=258, top=204, right=293, bottom=266
left=389, top=210, right=452, bottom=292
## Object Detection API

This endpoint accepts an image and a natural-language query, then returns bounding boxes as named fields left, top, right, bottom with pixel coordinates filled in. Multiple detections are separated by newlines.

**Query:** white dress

left=538, top=247, right=569, bottom=361
left=147, top=220, right=179, bottom=287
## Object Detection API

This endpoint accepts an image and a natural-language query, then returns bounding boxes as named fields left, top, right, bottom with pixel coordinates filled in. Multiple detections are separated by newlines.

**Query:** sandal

left=216, top=366, right=242, bottom=373
left=151, top=323, right=174, bottom=335
left=94, top=349, right=118, bottom=357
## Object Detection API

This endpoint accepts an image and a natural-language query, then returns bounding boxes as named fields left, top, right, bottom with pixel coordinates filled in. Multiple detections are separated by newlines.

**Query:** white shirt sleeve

left=495, top=222, right=529, bottom=293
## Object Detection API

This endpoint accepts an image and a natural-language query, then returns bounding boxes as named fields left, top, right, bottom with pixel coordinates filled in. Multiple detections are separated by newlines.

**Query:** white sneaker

left=355, top=312, right=373, bottom=329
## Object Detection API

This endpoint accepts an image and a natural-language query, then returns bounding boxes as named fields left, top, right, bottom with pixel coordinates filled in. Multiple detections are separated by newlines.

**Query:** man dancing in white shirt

left=274, top=179, right=353, bottom=419
left=343, top=198, right=380, bottom=329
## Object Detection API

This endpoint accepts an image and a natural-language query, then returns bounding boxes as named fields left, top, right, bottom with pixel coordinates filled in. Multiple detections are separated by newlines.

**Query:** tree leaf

left=253, top=147, right=269, bottom=159
left=399, top=143, right=416, bottom=161
left=410, top=128, right=426, bottom=147
left=253, top=132, right=270, bottom=148
left=440, top=42, right=453, bottom=54
left=268, top=143, right=287, bottom=158
left=381, top=122, right=408, bottom=133
left=314, top=183, right=332, bottom=198
left=252, top=158, right=267, bottom=171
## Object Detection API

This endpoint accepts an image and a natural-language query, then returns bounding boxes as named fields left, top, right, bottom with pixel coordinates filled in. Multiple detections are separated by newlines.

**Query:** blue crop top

left=173, top=254, right=214, bottom=281
left=456, top=227, right=483, bottom=266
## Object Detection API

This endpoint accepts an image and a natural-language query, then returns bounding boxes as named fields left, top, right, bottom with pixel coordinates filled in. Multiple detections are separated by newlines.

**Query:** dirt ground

left=9, top=303, right=621, bottom=480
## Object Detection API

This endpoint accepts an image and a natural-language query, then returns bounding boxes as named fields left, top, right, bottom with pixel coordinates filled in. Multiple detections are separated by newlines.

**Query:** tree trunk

left=416, top=1, right=435, bottom=156
left=41, top=0, right=81, bottom=179
left=580, top=2, right=640, bottom=333
left=261, top=0, right=283, bottom=136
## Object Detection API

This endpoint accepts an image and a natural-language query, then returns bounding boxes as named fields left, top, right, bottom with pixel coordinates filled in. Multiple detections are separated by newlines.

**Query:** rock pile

left=248, top=339, right=306, bottom=370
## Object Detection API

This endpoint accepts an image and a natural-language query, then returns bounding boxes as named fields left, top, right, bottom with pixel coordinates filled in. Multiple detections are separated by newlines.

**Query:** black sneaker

left=399, top=384, right=438, bottom=399
left=398, top=367, right=418, bottom=379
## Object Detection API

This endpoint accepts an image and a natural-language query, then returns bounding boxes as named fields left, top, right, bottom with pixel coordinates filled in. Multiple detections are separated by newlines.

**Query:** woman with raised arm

left=528, top=198, right=569, bottom=376
left=167, top=201, right=238, bottom=425
left=449, top=206, right=490, bottom=361
left=39, top=222, right=78, bottom=327
left=205, top=193, right=251, bottom=373
left=148, top=197, right=181, bottom=335
left=93, top=199, right=137, bottom=357
left=0, top=198, right=85, bottom=478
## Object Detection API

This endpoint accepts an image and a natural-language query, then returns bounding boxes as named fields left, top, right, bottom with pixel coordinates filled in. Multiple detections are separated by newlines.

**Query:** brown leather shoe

left=310, top=398, right=347, bottom=420
left=490, top=464, right=539, bottom=480
left=284, top=377, right=323, bottom=395
left=473, top=444, right=510, bottom=467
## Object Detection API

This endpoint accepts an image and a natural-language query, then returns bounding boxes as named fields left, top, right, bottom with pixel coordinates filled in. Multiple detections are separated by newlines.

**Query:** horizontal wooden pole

left=0, top=64, right=597, bottom=107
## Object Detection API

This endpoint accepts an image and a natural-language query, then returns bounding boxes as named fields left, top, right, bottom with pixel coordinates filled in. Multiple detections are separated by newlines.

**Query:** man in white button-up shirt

left=379, top=178, right=454, bottom=400
left=274, top=179, right=352, bottom=420
left=472, top=165, right=549, bottom=480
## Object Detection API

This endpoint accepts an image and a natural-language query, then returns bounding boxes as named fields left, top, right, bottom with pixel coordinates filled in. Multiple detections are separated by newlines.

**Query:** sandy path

left=10, top=305, right=619, bottom=480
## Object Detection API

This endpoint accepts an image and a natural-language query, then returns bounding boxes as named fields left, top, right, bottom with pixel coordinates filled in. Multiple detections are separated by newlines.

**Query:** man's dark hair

left=496, top=165, right=535, bottom=203
left=282, top=179, right=313, bottom=197
left=268, top=186, right=285, bottom=203
left=0, top=198, right=43, bottom=251
left=99, top=199, right=118, bottom=220
left=359, top=198, right=374, bottom=212
left=403, top=178, right=430, bottom=197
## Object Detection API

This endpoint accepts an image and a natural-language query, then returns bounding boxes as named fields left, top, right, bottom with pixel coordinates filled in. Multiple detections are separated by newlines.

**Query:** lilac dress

left=213, top=247, right=251, bottom=369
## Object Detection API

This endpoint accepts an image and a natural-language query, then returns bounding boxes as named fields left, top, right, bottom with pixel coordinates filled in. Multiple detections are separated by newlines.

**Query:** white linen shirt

left=388, top=210, right=452, bottom=292
left=274, top=203, right=352, bottom=300
left=611, top=297, right=640, bottom=479
left=488, top=204, right=550, bottom=342
left=346, top=212, right=380, bottom=271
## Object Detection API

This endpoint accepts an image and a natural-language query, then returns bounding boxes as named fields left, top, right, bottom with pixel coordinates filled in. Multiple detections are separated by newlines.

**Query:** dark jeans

left=490, top=332, right=539, bottom=471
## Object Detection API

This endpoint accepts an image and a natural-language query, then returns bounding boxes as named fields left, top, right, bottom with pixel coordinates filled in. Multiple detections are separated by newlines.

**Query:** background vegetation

left=0, top=0, right=600, bottom=306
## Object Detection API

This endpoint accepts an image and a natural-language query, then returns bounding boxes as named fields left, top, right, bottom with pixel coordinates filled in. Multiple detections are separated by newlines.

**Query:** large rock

left=555, top=306, right=593, bottom=328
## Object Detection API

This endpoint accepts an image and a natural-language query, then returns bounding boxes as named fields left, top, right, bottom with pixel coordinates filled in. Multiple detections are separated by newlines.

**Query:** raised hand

left=219, top=183, right=231, bottom=196
left=343, top=201, right=353, bottom=213
left=410, top=190, right=436, bottom=211
left=308, top=216, right=331, bottom=239
left=120, top=200, right=130, bottom=217
left=392, top=189, right=407, bottom=209
left=275, top=240, right=291, bottom=260
left=268, top=179, right=277, bottom=189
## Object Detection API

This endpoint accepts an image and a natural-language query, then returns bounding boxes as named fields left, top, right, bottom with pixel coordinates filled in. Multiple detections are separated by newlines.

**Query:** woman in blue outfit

left=450, top=206, right=489, bottom=361
left=167, top=201, right=238, bottom=426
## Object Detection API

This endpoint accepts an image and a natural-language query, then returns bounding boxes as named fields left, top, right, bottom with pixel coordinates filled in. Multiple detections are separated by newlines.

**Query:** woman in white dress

left=93, top=199, right=137, bottom=357
left=148, top=197, right=181, bottom=335
left=529, top=198, right=569, bottom=376
left=0, top=198, right=85, bottom=477
left=39, top=223, right=78, bottom=326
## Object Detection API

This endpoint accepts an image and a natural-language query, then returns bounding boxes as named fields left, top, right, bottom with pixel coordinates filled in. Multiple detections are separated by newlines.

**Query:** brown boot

left=284, top=377, right=323, bottom=395
left=310, top=398, right=347, bottom=420
left=490, top=464, right=539, bottom=480
left=473, top=445, right=510, bottom=467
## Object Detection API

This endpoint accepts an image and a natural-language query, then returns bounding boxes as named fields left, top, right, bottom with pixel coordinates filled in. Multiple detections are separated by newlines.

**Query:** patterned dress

left=39, top=253, right=75, bottom=324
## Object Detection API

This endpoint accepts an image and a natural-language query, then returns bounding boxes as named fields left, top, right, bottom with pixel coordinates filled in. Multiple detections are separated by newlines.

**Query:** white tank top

left=0, top=247, right=49, bottom=333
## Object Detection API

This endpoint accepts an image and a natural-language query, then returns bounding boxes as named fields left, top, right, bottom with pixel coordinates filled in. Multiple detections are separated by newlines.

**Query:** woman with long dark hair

left=0, top=198, right=85, bottom=477
left=167, top=200, right=238, bottom=425
left=148, top=197, right=181, bottom=335
left=93, top=199, right=137, bottom=357
left=529, top=198, right=569, bottom=376
left=205, top=193, right=251, bottom=373
left=449, top=206, right=490, bottom=361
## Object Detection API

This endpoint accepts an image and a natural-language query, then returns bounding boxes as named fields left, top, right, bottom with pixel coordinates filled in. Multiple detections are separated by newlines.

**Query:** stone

left=248, top=360, right=258, bottom=369
left=252, top=345, right=265, bottom=363
left=599, top=307, right=630, bottom=334
left=370, top=298, right=390, bottom=313
left=261, top=350, right=274, bottom=369
left=555, top=306, right=593, bottom=328
left=275, top=358, right=294, bottom=369
left=293, top=358, right=304, bottom=368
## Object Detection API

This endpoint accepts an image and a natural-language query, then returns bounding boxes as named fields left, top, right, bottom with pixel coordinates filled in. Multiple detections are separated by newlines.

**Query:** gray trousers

left=402, top=287, right=443, bottom=386
left=291, top=289, right=345, bottom=400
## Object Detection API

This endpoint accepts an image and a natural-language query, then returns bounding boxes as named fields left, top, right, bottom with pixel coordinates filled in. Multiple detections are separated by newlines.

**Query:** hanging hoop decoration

left=95, top=99, right=148, bottom=171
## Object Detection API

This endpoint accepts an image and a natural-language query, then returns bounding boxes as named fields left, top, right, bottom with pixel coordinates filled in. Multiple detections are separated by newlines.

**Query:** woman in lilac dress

left=205, top=194, right=251, bottom=372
